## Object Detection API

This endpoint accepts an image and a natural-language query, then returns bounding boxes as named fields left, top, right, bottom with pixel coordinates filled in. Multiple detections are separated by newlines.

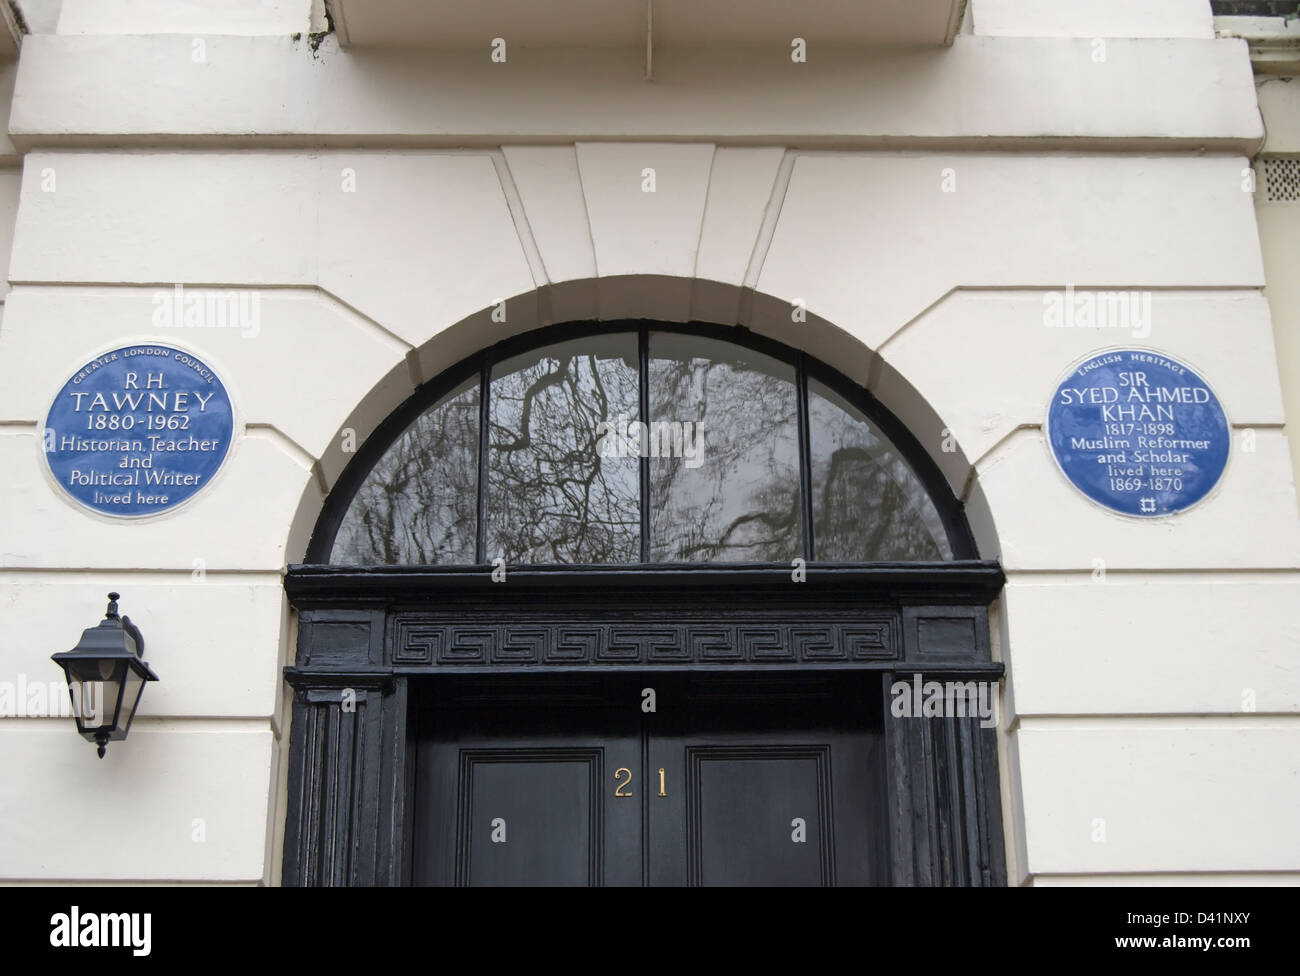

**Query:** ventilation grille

left=1262, top=157, right=1300, bottom=203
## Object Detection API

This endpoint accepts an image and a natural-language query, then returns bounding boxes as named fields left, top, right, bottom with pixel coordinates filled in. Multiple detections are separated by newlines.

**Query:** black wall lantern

left=51, top=592, right=159, bottom=758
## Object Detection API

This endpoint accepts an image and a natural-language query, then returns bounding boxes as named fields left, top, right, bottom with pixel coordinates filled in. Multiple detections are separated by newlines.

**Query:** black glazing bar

left=639, top=327, right=651, bottom=563
left=475, top=358, right=490, bottom=565
left=796, top=354, right=816, bottom=561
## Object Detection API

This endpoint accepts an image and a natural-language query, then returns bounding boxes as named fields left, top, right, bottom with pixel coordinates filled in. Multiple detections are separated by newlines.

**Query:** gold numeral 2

left=614, top=767, right=633, bottom=797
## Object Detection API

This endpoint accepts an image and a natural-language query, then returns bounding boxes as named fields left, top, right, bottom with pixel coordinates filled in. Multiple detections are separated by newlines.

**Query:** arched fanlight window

left=315, top=324, right=971, bottom=565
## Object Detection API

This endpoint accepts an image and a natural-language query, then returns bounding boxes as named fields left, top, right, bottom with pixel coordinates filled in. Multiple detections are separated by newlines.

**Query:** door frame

left=281, top=563, right=1007, bottom=886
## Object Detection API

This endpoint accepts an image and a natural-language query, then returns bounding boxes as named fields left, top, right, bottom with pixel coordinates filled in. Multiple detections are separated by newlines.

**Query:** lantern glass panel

left=118, top=665, right=147, bottom=737
left=68, top=680, right=110, bottom=732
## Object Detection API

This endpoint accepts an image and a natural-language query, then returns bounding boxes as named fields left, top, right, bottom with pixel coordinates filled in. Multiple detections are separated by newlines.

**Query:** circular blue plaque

left=43, top=344, right=235, bottom=517
left=1046, top=349, right=1229, bottom=517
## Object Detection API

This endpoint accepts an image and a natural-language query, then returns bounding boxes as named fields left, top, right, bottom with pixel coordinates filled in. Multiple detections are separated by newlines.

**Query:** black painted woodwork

left=650, top=674, right=880, bottom=886
left=282, top=566, right=1006, bottom=886
left=409, top=674, right=880, bottom=886
left=411, top=677, right=638, bottom=886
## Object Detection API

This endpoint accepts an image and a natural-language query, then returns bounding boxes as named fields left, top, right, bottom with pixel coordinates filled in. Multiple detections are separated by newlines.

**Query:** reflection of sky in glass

left=649, top=333, right=801, bottom=562
left=487, top=335, right=640, bottom=563
left=333, top=377, right=479, bottom=564
left=331, top=332, right=959, bottom=565
left=809, top=380, right=951, bottom=560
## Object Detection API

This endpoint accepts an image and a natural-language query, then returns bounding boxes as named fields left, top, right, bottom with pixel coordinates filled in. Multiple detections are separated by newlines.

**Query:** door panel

left=461, top=750, right=599, bottom=886
left=411, top=674, right=882, bottom=886
left=647, top=676, right=879, bottom=886
left=690, top=749, right=830, bottom=885
left=411, top=679, right=641, bottom=886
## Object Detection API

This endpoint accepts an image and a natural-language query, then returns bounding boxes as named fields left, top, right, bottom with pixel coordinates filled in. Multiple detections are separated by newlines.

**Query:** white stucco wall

left=55, top=0, right=316, bottom=36
left=0, top=0, right=1296, bottom=885
left=972, top=0, right=1215, bottom=38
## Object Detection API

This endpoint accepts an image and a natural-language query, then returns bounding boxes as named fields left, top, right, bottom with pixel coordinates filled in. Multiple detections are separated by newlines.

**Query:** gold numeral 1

left=658, top=768, right=666, bottom=797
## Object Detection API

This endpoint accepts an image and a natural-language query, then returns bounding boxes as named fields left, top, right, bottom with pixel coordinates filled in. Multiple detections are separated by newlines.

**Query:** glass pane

left=332, top=378, right=479, bottom=564
left=118, top=666, right=147, bottom=736
left=649, top=333, right=801, bottom=562
left=808, top=379, right=952, bottom=560
left=486, top=334, right=639, bottom=563
left=69, top=680, right=109, bottom=732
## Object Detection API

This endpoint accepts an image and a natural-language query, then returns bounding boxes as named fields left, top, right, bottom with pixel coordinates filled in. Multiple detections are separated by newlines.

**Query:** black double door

left=411, top=673, right=884, bottom=886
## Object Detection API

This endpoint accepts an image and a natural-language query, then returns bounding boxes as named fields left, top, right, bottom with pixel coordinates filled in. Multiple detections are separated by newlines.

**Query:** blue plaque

left=1046, top=349, right=1230, bottom=517
left=43, top=345, right=235, bottom=517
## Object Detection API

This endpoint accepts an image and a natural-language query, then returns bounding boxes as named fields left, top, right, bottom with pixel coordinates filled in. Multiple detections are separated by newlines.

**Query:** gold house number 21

left=613, top=768, right=668, bottom=797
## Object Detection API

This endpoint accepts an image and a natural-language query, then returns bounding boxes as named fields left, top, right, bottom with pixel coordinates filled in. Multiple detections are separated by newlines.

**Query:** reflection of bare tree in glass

left=488, top=340, right=639, bottom=563
left=650, top=338, right=801, bottom=562
left=333, top=382, right=479, bottom=564
left=331, top=334, right=953, bottom=568
left=809, top=386, right=950, bottom=561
